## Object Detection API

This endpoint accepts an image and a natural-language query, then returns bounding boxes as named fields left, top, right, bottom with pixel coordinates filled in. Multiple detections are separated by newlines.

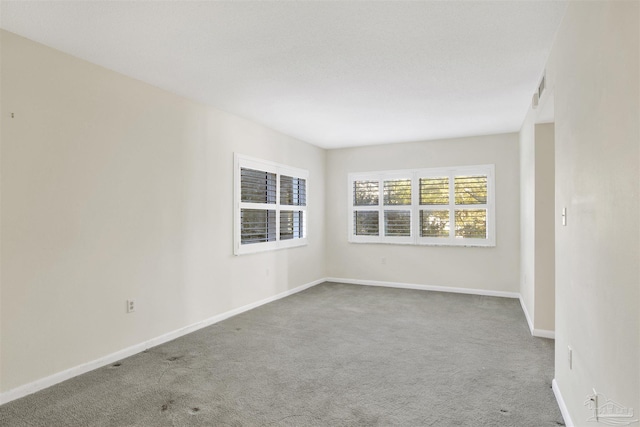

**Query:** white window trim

left=348, top=164, right=496, bottom=247
left=234, top=154, right=308, bottom=255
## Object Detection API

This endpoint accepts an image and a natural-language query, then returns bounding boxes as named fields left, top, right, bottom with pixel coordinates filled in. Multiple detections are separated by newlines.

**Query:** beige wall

left=519, top=116, right=556, bottom=335
left=533, top=123, right=555, bottom=333
left=0, top=31, right=326, bottom=392
left=520, top=109, right=536, bottom=322
left=551, top=1, right=639, bottom=423
left=325, top=134, right=520, bottom=293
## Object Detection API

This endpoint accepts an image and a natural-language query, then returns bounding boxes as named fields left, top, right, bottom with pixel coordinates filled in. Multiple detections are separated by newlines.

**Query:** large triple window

left=235, top=154, right=308, bottom=255
left=349, top=165, right=495, bottom=246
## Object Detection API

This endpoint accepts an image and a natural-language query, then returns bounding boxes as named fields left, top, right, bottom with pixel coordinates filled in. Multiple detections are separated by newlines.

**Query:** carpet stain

left=161, top=400, right=175, bottom=412
left=111, top=363, right=122, bottom=368
left=167, top=356, right=183, bottom=362
left=189, top=407, right=200, bottom=415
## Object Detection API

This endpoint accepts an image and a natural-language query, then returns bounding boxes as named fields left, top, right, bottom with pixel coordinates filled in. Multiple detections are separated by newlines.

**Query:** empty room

left=0, top=1, right=638, bottom=426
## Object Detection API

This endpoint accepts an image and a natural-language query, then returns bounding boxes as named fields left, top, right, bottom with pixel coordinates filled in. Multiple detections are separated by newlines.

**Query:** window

left=348, top=165, right=495, bottom=246
left=235, top=154, right=308, bottom=255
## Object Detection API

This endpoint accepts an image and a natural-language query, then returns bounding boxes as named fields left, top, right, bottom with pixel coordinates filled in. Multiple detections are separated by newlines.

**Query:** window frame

left=348, top=164, right=495, bottom=247
left=234, top=154, right=308, bottom=255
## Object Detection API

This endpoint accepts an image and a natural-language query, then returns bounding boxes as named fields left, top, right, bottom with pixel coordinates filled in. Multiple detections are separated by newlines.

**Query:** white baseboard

left=552, top=379, right=574, bottom=427
left=0, top=278, right=325, bottom=406
left=533, top=328, right=555, bottom=339
left=326, top=277, right=520, bottom=299
left=518, top=295, right=555, bottom=339
left=519, top=295, right=535, bottom=333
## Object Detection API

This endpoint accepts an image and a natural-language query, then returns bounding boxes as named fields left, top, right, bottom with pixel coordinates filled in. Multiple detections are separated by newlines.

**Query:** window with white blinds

left=235, top=154, right=308, bottom=255
left=348, top=165, right=495, bottom=246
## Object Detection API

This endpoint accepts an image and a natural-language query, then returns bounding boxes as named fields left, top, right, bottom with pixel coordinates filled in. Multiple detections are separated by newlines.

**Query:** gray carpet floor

left=0, top=282, right=564, bottom=426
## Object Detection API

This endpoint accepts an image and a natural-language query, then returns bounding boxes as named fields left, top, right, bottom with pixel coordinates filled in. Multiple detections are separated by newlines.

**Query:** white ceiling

left=1, top=1, right=567, bottom=149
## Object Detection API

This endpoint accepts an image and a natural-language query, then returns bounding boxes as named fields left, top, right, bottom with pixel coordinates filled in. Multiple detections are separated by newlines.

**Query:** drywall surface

left=519, top=109, right=536, bottom=326
left=533, top=123, right=555, bottom=333
left=0, top=31, right=326, bottom=392
left=552, top=1, right=639, bottom=424
left=325, top=134, right=520, bottom=293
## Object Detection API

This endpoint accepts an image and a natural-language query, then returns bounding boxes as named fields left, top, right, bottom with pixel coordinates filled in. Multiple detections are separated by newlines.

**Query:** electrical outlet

left=568, top=346, right=573, bottom=370
left=127, top=299, right=136, bottom=313
left=381, top=257, right=387, bottom=265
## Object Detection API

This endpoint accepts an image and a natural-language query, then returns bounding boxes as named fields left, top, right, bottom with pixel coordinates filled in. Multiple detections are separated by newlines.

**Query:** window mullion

left=378, top=176, right=384, bottom=239
left=449, top=172, right=455, bottom=240
left=275, top=172, right=281, bottom=242
left=412, top=173, right=419, bottom=244
left=239, top=202, right=273, bottom=210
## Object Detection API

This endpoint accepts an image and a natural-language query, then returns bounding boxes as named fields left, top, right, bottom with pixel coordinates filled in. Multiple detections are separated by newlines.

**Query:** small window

left=235, top=154, right=308, bottom=255
left=348, top=165, right=495, bottom=246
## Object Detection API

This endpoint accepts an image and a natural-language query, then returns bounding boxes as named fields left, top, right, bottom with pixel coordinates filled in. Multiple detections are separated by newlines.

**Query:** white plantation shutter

left=420, top=210, right=449, bottom=238
left=241, top=209, right=276, bottom=244
left=383, top=179, right=411, bottom=205
left=280, top=211, right=303, bottom=240
left=420, top=177, right=449, bottom=205
left=453, top=175, right=488, bottom=240
left=354, top=211, right=379, bottom=236
left=353, top=180, right=379, bottom=206
left=349, top=165, right=495, bottom=246
left=454, top=175, right=487, bottom=205
left=235, top=154, right=308, bottom=255
left=280, top=176, right=307, bottom=206
left=241, top=168, right=277, bottom=204
left=384, top=211, right=411, bottom=236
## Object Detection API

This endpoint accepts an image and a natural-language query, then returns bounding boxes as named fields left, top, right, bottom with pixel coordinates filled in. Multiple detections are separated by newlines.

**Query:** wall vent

left=538, top=73, right=546, bottom=98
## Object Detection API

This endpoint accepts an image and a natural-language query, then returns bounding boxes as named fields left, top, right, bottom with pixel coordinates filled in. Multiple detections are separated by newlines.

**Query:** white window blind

left=235, top=154, right=308, bottom=255
left=348, top=165, right=495, bottom=247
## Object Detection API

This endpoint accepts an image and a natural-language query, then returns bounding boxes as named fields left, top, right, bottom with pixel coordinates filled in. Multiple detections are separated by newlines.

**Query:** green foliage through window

left=383, top=179, right=411, bottom=205
left=455, top=209, right=487, bottom=239
left=420, top=177, right=449, bottom=205
left=420, top=210, right=450, bottom=237
left=354, top=181, right=379, bottom=206
left=455, top=176, right=487, bottom=205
